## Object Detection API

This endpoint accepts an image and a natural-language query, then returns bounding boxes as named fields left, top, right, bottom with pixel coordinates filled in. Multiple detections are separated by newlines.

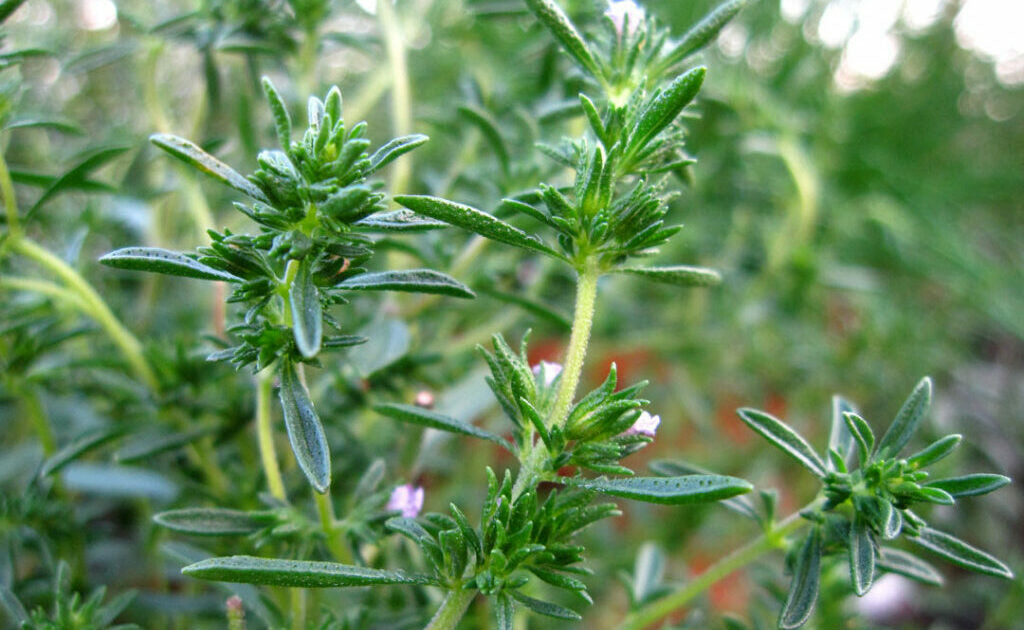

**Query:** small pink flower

left=387, top=484, right=424, bottom=518
left=532, top=361, right=562, bottom=387
left=605, top=0, right=645, bottom=36
left=625, top=411, right=660, bottom=437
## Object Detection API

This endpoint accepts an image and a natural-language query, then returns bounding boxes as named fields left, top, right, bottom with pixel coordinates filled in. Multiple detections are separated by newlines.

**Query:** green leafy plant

left=1, top=0, right=1018, bottom=629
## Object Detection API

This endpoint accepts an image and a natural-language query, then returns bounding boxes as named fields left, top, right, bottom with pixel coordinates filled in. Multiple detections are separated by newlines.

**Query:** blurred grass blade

left=154, top=508, right=276, bottom=536
left=40, top=426, right=123, bottom=478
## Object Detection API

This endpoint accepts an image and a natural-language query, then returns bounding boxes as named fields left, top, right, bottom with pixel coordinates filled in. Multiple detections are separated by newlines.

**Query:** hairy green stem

left=424, top=587, right=476, bottom=630
left=619, top=509, right=811, bottom=630
left=256, top=368, right=287, bottom=502
left=10, top=237, right=159, bottom=390
left=549, top=256, right=600, bottom=428
left=314, top=491, right=352, bottom=563
left=511, top=257, right=601, bottom=500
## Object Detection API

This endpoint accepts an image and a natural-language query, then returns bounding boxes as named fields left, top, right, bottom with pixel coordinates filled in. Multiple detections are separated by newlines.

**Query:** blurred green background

left=1, top=0, right=1021, bottom=628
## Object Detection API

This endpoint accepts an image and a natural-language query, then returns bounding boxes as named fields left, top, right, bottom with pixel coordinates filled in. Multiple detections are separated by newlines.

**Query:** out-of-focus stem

left=378, top=0, right=413, bottom=193
left=256, top=367, right=287, bottom=502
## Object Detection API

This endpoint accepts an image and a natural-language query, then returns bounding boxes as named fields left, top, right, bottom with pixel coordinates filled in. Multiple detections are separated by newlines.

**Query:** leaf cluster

left=738, top=377, right=1014, bottom=628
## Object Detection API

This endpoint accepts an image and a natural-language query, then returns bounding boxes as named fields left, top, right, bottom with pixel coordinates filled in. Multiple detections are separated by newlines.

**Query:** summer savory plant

left=0, top=0, right=1015, bottom=629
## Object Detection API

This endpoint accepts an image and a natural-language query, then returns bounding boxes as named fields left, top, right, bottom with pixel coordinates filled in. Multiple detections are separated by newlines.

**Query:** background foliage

left=1, top=0, right=1020, bottom=628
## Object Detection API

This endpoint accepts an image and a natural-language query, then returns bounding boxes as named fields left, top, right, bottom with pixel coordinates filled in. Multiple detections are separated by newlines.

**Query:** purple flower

left=625, top=411, right=660, bottom=438
left=605, top=0, right=645, bottom=36
left=387, top=484, right=424, bottom=518
left=532, top=361, right=562, bottom=387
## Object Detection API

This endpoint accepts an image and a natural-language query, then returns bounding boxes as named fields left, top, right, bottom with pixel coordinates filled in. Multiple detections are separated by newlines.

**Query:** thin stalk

left=314, top=491, right=352, bottom=563
left=548, top=256, right=600, bottom=428
left=511, top=257, right=601, bottom=500
left=289, top=587, right=306, bottom=630
left=256, top=367, right=287, bottom=502
left=424, top=587, right=476, bottom=630
left=0, top=276, right=87, bottom=310
left=0, top=139, right=20, bottom=240
left=20, top=385, right=55, bottom=456
left=619, top=508, right=813, bottom=630
left=378, top=0, right=413, bottom=194
left=10, top=237, right=158, bottom=390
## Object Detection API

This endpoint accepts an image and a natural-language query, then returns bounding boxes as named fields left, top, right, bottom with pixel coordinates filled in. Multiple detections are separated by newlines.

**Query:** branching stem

left=424, top=587, right=476, bottom=630
left=619, top=506, right=814, bottom=630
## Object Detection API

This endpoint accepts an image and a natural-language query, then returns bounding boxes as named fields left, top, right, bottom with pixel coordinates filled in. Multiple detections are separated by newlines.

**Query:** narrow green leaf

left=779, top=527, right=822, bottom=629
left=40, top=426, right=123, bottom=478
left=100, top=247, right=240, bottom=282
left=906, top=434, right=961, bottom=469
left=882, top=502, right=902, bottom=539
left=476, top=285, right=571, bottom=330
left=5, top=116, right=84, bottom=134
left=631, top=542, right=666, bottom=604
left=914, top=486, right=955, bottom=505
left=827, top=395, right=857, bottom=467
left=876, top=377, right=932, bottom=459
left=523, top=0, right=601, bottom=80
left=565, top=475, right=752, bottom=505
left=849, top=517, right=876, bottom=596
left=910, top=527, right=1013, bottom=579
left=925, top=474, right=1011, bottom=498
left=29, top=146, right=129, bottom=216
left=877, top=547, right=943, bottom=586
left=612, top=265, right=721, bottom=288
left=495, top=592, right=515, bottom=630
left=374, top=403, right=513, bottom=451
left=737, top=408, right=827, bottom=478
left=843, top=411, right=875, bottom=466
left=182, top=556, right=436, bottom=587
left=367, top=134, right=429, bottom=174
left=648, top=459, right=758, bottom=521
left=261, top=77, right=291, bottom=151
left=154, top=508, right=276, bottom=536
left=0, top=585, right=28, bottom=625
left=289, top=259, right=322, bottom=359
left=394, top=195, right=558, bottom=257
left=459, top=105, right=510, bottom=177
left=337, top=269, right=474, bottom=299
left=661, top=0, right=747, bottom=68
left=355, top=209, right=448, bottom=232
left=150, top=133, right=270, bottom=203
left=630, top=67, right=706, bottom=153
left=509, top=589, right=581, bottom=621
left=279, top=360, right=330, bottom=493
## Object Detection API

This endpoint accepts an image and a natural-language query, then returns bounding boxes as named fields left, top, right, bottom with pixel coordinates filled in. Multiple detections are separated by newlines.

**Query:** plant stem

left=424, top=587, right=476, bottom=630
left=314, top=491, right=352, bottom=563
left=619, top=509, right=811, bottom=630
left=549, top=256, right=600, bottom=429
left=511, top=257, right=601, bottom=500
left=378, top=0, right=413, bottom=194
left=256, top=367, right=287, bottom=502
left=20, top=385, right=55, bottom=456
left=289, top=586, right=306, bottom=630
left=10, top=237, right=159, bottom=390
left=0, top=140, right=20, bottom=240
